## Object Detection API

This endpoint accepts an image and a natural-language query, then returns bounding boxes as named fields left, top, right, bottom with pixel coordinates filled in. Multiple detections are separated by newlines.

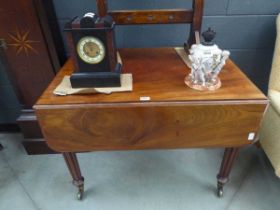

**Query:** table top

left=35, top=48, right=267, bottom=107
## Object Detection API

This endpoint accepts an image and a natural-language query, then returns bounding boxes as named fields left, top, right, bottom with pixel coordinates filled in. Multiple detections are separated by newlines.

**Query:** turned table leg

left=216, top=147, right=240, bottom=197
left=63, top=153, right=84, bottom=200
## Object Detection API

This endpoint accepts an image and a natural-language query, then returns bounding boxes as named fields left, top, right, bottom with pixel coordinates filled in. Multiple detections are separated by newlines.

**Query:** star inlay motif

left=8, top=27, right=40, bottom=56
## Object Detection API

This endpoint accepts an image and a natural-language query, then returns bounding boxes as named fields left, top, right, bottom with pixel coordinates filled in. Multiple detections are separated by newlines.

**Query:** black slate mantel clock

left=65, top=13, right=121, bottom=88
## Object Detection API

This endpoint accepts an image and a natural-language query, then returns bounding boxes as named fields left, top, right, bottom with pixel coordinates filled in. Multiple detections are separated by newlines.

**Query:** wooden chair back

left=96, top=0, right=204, bottom=48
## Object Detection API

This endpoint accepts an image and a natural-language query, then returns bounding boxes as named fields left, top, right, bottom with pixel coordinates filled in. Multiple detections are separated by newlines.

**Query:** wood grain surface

left=109, top=10, right=193, bottom=25
left=35, top=48, right=267, bottom=106
left=36, top=103, right=266, bottom=152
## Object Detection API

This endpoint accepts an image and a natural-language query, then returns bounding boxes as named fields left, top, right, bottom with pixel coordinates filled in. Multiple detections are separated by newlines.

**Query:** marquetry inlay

left=8, top=27, right=40, bottom=55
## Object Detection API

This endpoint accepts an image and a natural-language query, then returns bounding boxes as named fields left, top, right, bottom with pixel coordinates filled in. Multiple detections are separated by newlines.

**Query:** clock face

left=77, top=36, right=105, bottom=64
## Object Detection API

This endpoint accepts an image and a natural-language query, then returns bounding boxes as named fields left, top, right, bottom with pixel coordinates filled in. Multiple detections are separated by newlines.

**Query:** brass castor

left=217, top=187, right=223, bottom=197
left=217, top=182, right=224, bottom=198
left=77, top=186, right=84, bottom=200
left=77, top=191, right=83, bottom=200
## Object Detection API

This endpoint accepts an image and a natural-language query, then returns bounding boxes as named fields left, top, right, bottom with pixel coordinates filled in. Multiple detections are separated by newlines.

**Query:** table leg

left=216, top=147, right=240, bottom=197
left=63, top=153, right=84, bottom=200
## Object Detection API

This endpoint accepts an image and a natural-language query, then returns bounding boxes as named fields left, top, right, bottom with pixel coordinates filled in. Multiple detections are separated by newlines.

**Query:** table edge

left=33, top=99, right=269, bottom=110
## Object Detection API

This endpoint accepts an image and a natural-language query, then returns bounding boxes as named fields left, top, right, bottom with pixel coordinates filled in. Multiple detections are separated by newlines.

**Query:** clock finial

left=80, top=13, right=97, bottom=28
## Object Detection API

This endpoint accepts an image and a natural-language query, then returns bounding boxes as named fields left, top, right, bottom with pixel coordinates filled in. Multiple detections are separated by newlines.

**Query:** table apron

left=35, top=103, right=267, bottom=152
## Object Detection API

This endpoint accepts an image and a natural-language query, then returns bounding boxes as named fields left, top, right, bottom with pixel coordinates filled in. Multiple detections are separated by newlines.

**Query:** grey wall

left=0, top=0, right=279, bottom=124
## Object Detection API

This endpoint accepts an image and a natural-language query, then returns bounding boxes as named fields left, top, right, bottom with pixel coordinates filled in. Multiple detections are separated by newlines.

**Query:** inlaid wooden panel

left=36, top=103, right=267, bottom=152
left=0, top=0, right=56, bottom=107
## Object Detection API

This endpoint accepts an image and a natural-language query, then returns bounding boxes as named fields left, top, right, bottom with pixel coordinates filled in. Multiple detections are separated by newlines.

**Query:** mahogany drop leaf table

left=34, top=48, right=268, bottom=200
